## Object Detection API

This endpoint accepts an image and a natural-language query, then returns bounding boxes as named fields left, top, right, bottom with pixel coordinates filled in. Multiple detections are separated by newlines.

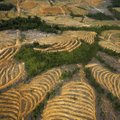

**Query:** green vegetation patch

left=1, top=17, right=120, bottom=34
left=0, top=16, right=60, bottom=33
left=111, top=0, right=120, bottom=7
left=15, top=42, right=99, bottom=78
left=87, top=13, right=114, bottom=20
left=0, top=3, right=15, bottom=11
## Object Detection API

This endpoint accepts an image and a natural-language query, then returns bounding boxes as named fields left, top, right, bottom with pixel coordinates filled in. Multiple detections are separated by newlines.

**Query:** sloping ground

left=99, top=30, right=120, bottom=53
left=65, top=4, right=88, bottom=16
left=21, top=0, right=39, bottom=10
left=34, top=39, right=82, bottom=53
left=99, top=41, right=120, bottom=53
left=41, top=16, right=91, bottom=27
left=0, top=10, right=16, bottom=20
left=100, top=30, right=120, bottom=41
left=0, top=40, right=21, bottom=64
left=41, top=16, right=120, bottom=27
left=0, top=59, right=26, bottom=91
left=0, top=89, right=21, bottom=120
left=0, top=30, right=53, bottom=48
left=33, top=30, right=96, bottom=52
left=100, top=97, right=119, bottom=120
left=0, top=30, right=97, bottom=49
left=20, top=0, right=102, bottom=12
left=22, top=30, right=53, bottom=44
left=2, top=0, right=102, bottom=17
left=42, top=80, right=96, bottom=120
left=97, top=51, right=120, bottom=72
left=0, top=30, right=16, bottom=49
left=29, top=5, right=68, bottom=16
left=0, top=1, right=120, bottom=119
left=112, top=7, right=120, bottom=12
left=1, top=0, right=119, bottom=28
left=18, top=68, right=63, bottom=117
left=85, top=58, right=120, bottom=120
left=86, top=61, right=120, bottom=100
left=34, top=30, right=97, bottom=45
left=0, top=37, right=26, bottom=91
left=20, top=0, right=88, bottom=16
left=0, top=65, right=80, bottom=120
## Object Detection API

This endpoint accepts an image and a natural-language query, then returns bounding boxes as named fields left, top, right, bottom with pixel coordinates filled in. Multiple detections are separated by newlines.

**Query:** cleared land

left=99, top=30, right=120, bottom=53
left=0, top=0, right=120, bottom=120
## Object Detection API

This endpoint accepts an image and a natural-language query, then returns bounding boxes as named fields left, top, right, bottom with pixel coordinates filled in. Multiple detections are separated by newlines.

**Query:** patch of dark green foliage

left=0, top=16, right=60, bottom=33
left=111, top=0, right=120, bottom=7
left=0, top=16, right=120, bottom=34
left=0, top=3, right=15, bottom=11
left=15, top=42, right=99, bottom=78
left=87, top=13, right=114, bottom=20
left=2, top=15, right=120, bottom=118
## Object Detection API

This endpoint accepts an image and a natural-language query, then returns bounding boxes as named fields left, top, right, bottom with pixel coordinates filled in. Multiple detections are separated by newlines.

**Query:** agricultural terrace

left=0, top=0, right=120, bottom=120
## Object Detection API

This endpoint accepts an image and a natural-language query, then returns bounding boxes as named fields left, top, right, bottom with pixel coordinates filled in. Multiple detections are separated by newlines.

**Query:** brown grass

left=86, top=63, right=120, bottom=100
left=42, top=81, right=96, bottom=120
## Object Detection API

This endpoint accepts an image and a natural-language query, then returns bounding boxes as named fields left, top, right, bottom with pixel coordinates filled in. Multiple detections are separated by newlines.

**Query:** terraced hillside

left=99, top=30, right=120, bottom=53
left=33, top=31, right=96, bottom=52
left=18, top=68, right=63, bottom=117
left=97, top=51, right=120, bottom=72
left=34, top=39, right=82, bottom=52
left=0, top=89, right=21, bottom=120
left=0, top=40, right=21, bottom=64
left=6, top=0, right=102, bottom=16
left=0, top=65, right=80, bottom=120
left=0, top=30, right=16, bottom=49
left=41, top=15, right=120, bottom=27
left=42, top=81, right=96, bottom=120
left=0, top=0, right=120, bottom=120
left=0, top=59, right=26, bottom=90
left=86, top=62, right=120, bottom=100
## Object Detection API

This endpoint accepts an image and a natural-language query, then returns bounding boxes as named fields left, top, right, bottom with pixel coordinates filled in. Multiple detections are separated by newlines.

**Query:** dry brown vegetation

left=0, top=31, right=16, bottom=49
left=62, top=31, right=97, bottom=44
left=0, top=0, right=120, bottom=119
left=19, top=0, right=97, bottom=16
left=0, top=65, right=80, bottom=119
left=34, top=30, right=96, bottom=53
left=41, top=15, right=120, bottom=27
left=99, top=30, right=120, bottom=53
left=18, top=68, right=62, bottom=117
left=99, top=41, right=120, bottom=53
left=21, top=0, right=38, bottom=10
left=42, top=81, right=96, bottom=120
left=34, top=39, right=81, bottom=53
left=27, top=5, right=67, bottom=16
left=0, top=59, right=26, bottom=90
left=0, top=89, right=21, bottom=120
left=86, top=63, right=120, bottom=100
left=0, top=40, right=21, bottom=64
left=0, top=33, right=26, bottom=91
left=0, top=67, right=62, bottom=119
left=97, top=51, right=120, bottom=72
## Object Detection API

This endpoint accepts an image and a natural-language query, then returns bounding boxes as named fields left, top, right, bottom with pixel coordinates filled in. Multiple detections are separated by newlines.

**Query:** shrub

left=0, top=3, right=15, bottom=11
